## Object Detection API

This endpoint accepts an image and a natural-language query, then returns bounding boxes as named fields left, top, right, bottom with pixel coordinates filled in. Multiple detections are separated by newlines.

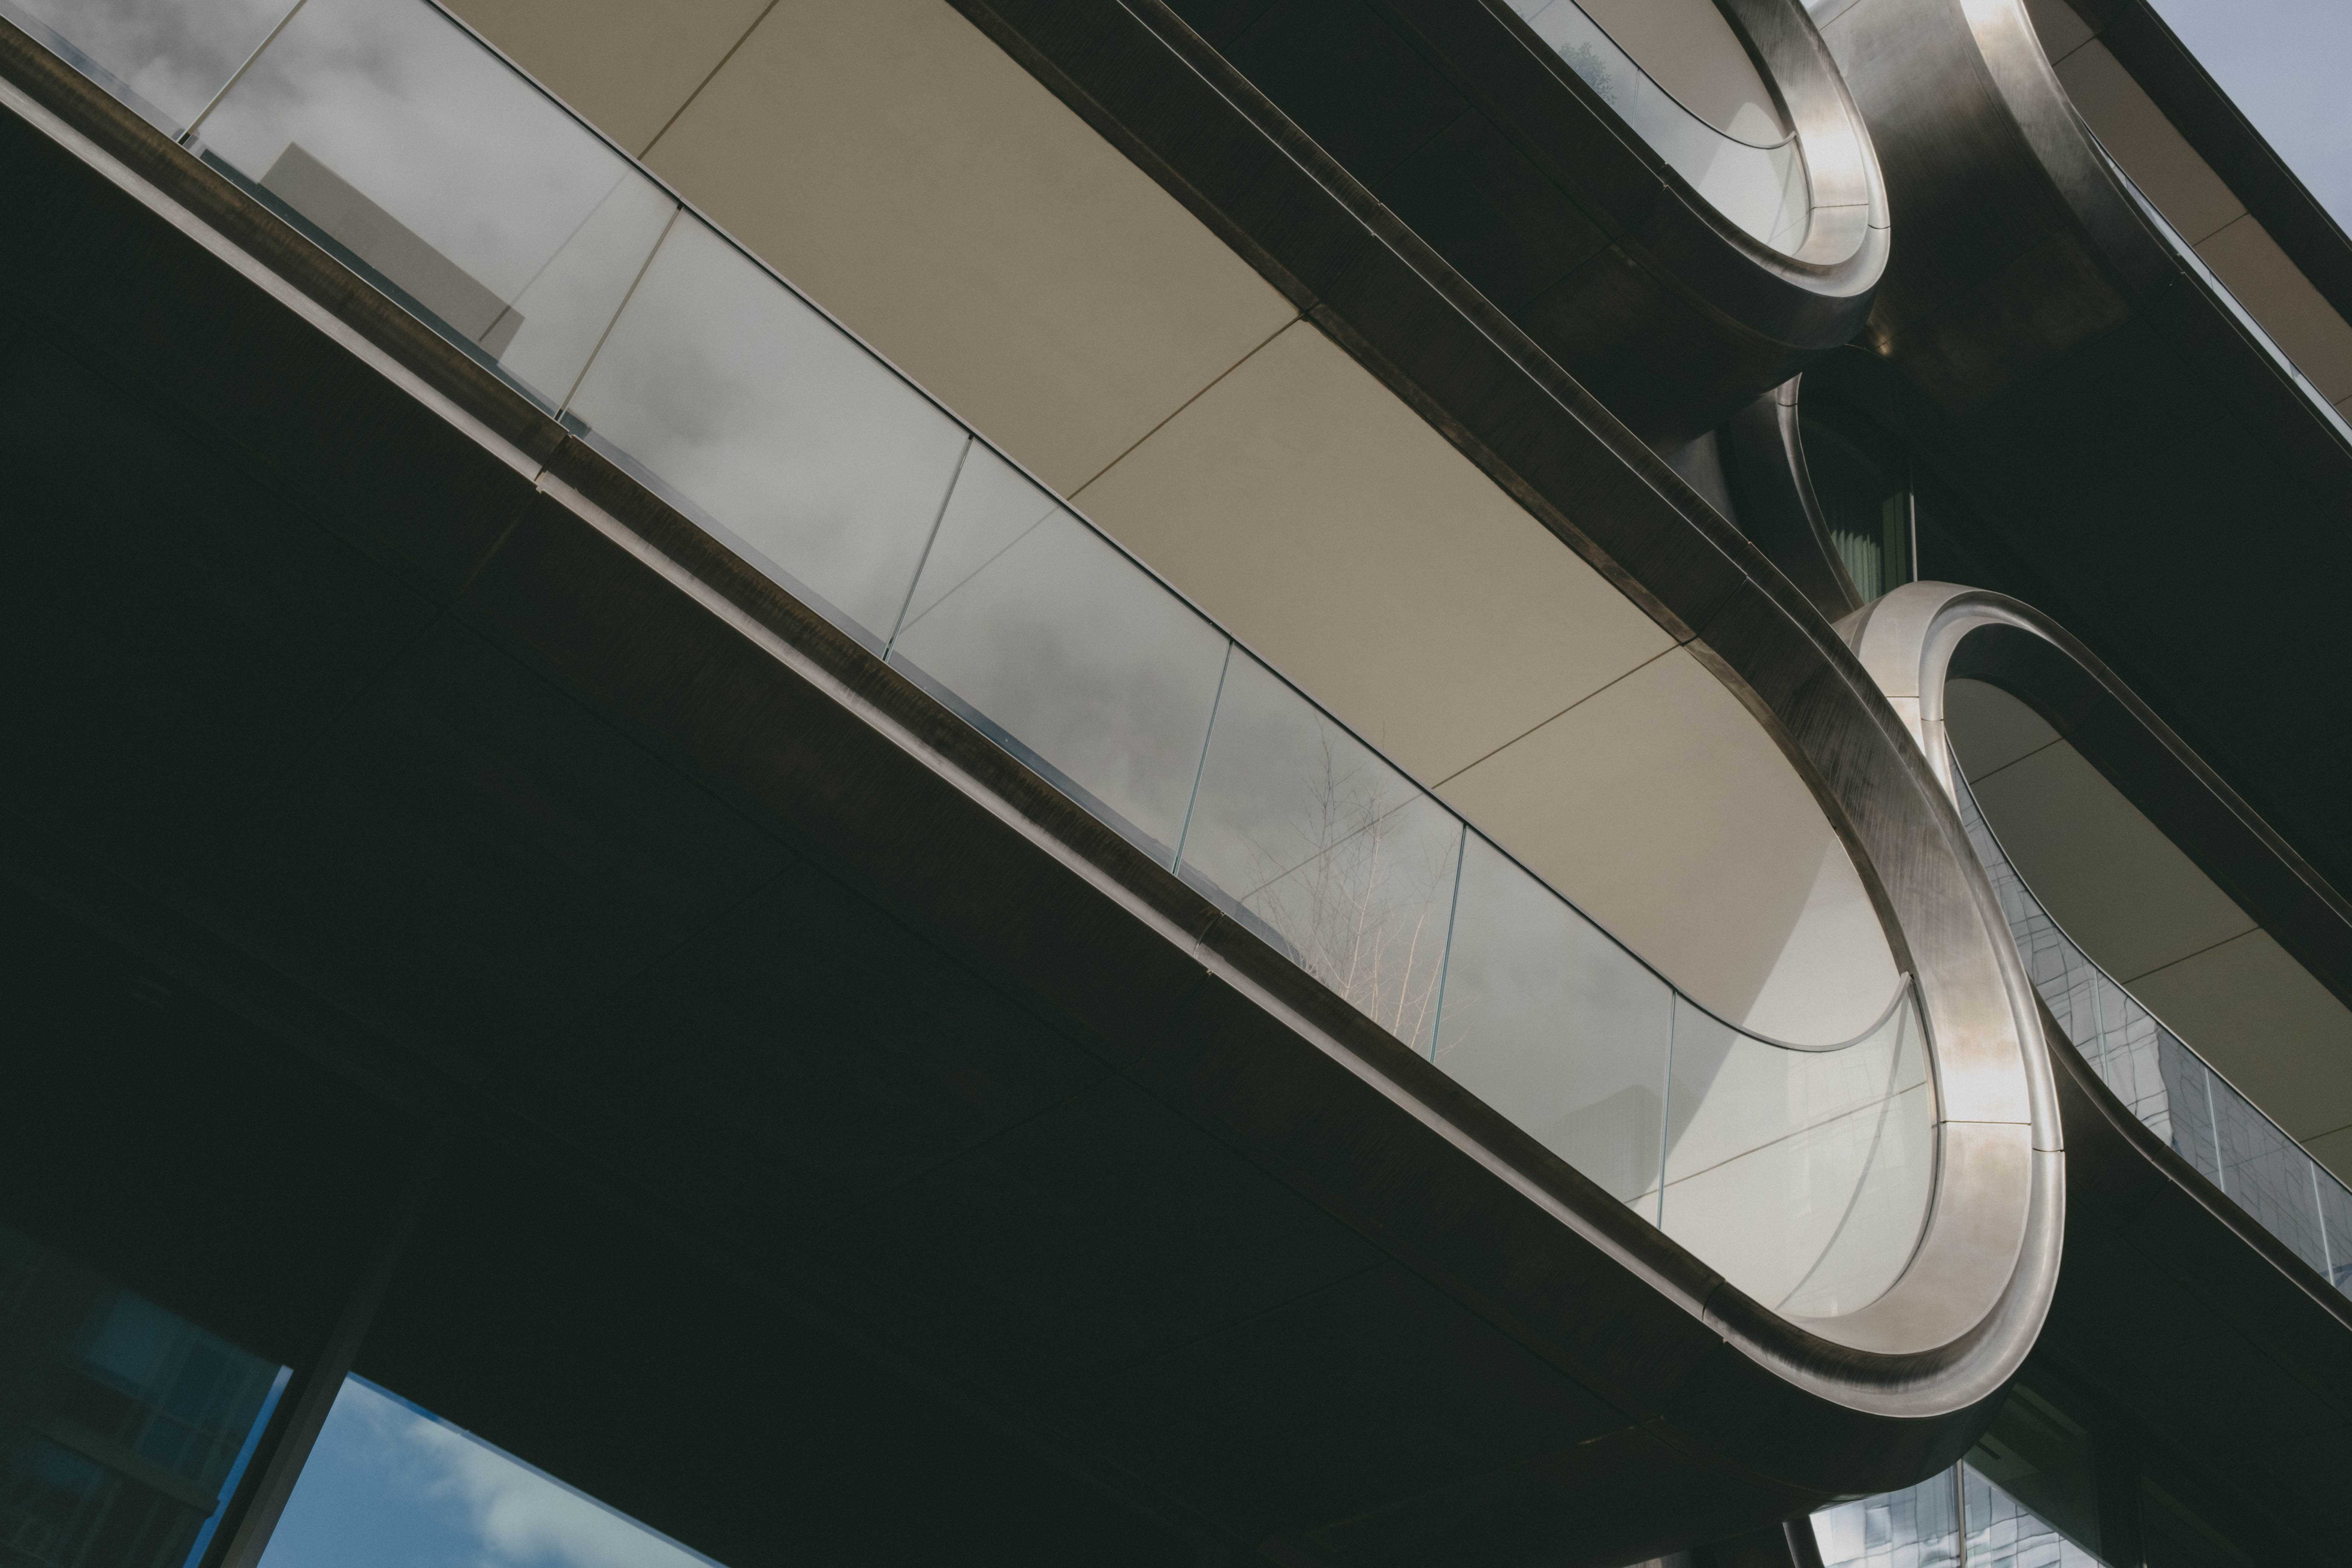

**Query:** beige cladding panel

left=2020, top=0, right=2094, bottom=62
left=2128, top=930, right=2352, bottom=1144
left=441, top=0, right=771, bottom=156
left=1967, top=741, right=2254, bottom=982
left=1439, top=648, right=1900, bottom=1045
left=1074, top=321, right=1677, bottom=784
left=1945, top=678, right=2059, bottom=781
left=637, top=0, right=1298, bottom=496
left=2197, top=216, right=2352, bottom=404
left=2056, top=41, right=2243, bottom=244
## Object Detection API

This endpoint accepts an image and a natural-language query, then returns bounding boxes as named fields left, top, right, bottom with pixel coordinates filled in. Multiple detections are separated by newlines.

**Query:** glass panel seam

left=1425, top=821, right=1468, bottom=1062
left=1169, top=639, right=1233, bottom=874
left=553, top=203, right=684, bottom=422
left=2316, top=1162, right=2337, bottom=1286
left=1654, top=1000, right=1675, bottom=1228
left=2203, top=1069, right=2224, bottom=1192
left=1953, top=1462, right=1969, bottom=1568
left=178, top=0, right=312, bottom=144
left=884, top=435, right=975, bottom=658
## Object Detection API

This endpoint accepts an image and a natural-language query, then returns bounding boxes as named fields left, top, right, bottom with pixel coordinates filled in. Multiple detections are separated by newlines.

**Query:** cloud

left=342, top=1383, right=713, bottom=1568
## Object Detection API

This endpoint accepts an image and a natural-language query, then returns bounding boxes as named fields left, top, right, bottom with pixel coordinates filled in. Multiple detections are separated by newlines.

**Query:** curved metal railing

left=5, top=0, right=1931, bottom=1321
left=1951, top=749, right=2352, bottom=1294
left=1504, top=0, right=1810, bottom=251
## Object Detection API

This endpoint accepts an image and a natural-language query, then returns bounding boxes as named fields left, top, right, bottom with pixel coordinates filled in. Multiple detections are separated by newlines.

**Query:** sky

left=2146, top=0, right=2352, bottom=236
left=257, top=1379, right=722, bottom=1568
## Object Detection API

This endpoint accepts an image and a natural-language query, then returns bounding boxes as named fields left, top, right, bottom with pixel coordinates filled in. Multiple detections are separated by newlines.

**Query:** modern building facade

left=0, top=0, right=2344, bottom=1563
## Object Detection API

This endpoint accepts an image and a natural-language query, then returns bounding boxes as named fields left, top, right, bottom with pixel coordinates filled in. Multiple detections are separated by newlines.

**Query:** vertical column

left=201, top=1126, right=450, bottom=1568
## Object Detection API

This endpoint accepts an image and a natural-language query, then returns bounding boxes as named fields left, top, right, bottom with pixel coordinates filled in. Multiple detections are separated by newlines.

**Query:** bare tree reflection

left=1234, top=730, right=1457, bottom=1046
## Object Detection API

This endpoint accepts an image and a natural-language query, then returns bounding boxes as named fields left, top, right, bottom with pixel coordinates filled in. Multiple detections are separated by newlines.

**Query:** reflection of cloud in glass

left=888, top=445, right=1231, bottom=857
left=259, top=1378, right=717, bottom=1568
left=197, top=0, right=634, bottom=299
left=7, top=0, right=292, bottom=130
left=566, top=217, right=969, bottom=639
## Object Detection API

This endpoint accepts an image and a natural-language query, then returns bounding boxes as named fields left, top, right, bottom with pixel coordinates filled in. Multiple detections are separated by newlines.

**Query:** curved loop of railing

left=1504, top=0, right=1811, bottom=251
left=1951, top=756, right=2352, bottom=1296
left=8, top=0, right=1936, bottom=1327
left=1848, top=580, right=2352, bottom=1302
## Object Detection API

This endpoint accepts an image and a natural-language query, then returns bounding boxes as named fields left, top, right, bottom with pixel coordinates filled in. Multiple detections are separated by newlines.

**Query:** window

left=1801, top=402, right=1916, bottom=603
left=0, top=1226, right=287, bottom=1568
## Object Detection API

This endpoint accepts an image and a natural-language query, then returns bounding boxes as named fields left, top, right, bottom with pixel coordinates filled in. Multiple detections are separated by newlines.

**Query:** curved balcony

left=1848, top=582, right=2352, bottom=1280
left=1848, top=584, right=2352, bottom=1286
left=1839, top=580, right=2352, bottom=1564
left=5, top=0, right=1962, bottom=1339
left=1952, top=760, right=2352, bottom=1286
left=2, top=0, right=2061, bottom=1544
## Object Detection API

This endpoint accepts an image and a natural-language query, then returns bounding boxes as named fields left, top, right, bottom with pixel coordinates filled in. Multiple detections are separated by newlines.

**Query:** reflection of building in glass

left=1817, top=1380, right=2116, bottom=1566
left=258, top=144, right=524, bottom=356
left=1815, top=1463, right=2104, bottom=1568
left=0, top=1230, right=283, bottom=1568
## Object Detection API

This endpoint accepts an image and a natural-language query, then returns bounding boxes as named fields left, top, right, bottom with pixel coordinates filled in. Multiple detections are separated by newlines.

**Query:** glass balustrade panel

left=2208, top=1071, right=2330, bottom=1274
left=1661, top=991, right=1932, bottom=1316
left=190, top=0, right=677, bottom=410
left=1433, top=833, right=1672, bottom=1207
left=1178, top=653, right=1462, bottom=1050
left=2091, top=982, right=2171, bottom=1145
left=2151, top=1028, right=2225, bottom=1187
left=0, top=0, right=297, bottom=135
left=2315, top=1166, right=2352, bottom=1298
left=887, top=443, right=1231, bottom=864
left=564, top=215, right=969, bottom=647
